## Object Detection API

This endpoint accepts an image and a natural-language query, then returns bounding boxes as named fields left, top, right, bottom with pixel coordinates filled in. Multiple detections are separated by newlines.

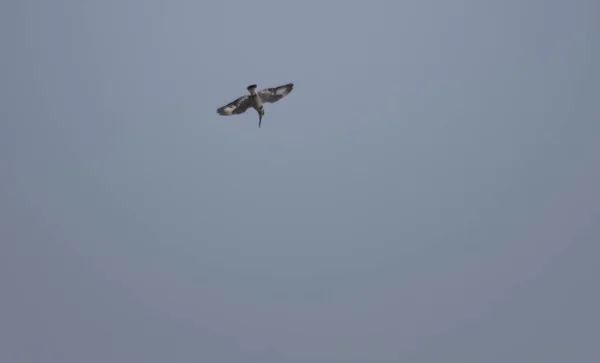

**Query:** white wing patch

left=218, top=105, right=235, bottom=115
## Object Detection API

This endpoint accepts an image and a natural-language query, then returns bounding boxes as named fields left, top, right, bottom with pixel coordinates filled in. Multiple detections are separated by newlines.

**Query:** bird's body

left=246, top=85, right=264, bottom=122
left=217, top=83, right=294, bottom=128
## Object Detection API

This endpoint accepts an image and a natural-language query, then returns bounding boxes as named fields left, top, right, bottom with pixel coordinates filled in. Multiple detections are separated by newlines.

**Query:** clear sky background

left=1, top=1, right=599, bottom=362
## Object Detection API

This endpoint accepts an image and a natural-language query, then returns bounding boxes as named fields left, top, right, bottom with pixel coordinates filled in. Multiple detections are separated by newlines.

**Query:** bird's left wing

left=258, top=83, right=294, bottom=103
left=217, top=95, right=252, bottom=116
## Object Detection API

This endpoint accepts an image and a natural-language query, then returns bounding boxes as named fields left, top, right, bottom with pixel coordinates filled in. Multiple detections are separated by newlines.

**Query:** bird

left=216, top=83, right=294, bottom=128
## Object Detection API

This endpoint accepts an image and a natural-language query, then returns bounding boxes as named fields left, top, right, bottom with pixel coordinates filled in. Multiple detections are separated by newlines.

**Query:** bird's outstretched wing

left=217, top=95, right=253, bottom=116
left=258, top=83, right=294, bottom=103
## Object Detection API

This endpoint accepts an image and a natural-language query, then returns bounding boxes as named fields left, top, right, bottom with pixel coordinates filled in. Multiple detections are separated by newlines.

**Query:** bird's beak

left=259, top=114, right=262, bottom=128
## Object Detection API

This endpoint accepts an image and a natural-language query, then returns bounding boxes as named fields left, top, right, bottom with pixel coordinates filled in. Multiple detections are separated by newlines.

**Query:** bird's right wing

left=258, top=83, right=294, bottom=103
left=217, top=95, right=252, bottom=116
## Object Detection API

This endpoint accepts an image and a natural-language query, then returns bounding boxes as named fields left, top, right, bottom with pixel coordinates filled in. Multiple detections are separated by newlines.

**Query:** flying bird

left=216, top=83, right=294, bottom=128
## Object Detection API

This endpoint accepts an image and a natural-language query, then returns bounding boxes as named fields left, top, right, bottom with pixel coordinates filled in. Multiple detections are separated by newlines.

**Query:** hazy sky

left=1, top=1, right=599, bottom=362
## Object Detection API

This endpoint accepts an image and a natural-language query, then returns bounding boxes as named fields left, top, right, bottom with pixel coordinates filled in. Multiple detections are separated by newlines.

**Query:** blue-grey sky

left=2, top=1, right=599, bottom=362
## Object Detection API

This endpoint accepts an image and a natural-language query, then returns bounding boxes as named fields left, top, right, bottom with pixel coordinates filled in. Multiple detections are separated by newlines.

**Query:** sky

left=1, top=0, right=599, bottom=362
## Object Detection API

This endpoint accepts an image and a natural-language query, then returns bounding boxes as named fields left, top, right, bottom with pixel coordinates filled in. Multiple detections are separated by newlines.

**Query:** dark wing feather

left=258, top=83, right=294, bottom=103
left=217, top=95, right=252, bottom=116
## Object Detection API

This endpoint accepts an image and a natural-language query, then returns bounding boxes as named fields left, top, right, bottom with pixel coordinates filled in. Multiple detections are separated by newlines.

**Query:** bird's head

left=247, top=84, right=258, bottom=95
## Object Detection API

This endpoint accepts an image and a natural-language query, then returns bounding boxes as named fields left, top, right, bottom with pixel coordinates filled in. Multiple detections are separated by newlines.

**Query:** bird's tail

left=247, top=84, right=257, bottom=95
